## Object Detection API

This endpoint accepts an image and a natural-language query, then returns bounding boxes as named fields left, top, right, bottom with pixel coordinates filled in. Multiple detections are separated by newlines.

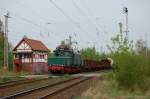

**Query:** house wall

left=33, top=52, right=48, bottom=63
left=32, top=51, right=48, bottom=74
left=13, top=52, right=48, bottom=74
left=21, top=63, right=33, bottom=72
left=13, top=61, right=48, bottom=74
left=32, top=62, right=48, bottom=74
left=16, top=41, right=32, bottom=52
left=13, top=62, right=33, bottom=73
left=13, top=53, right=33, bottom=73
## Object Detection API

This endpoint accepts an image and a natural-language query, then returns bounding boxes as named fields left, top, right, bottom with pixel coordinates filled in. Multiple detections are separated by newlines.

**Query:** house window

left=15, top=54, right=19, bottom=58
left=41, top=55, right=43, bottom=59
left=39, top=54, right=45, bottom=59
left=24, top=54, right=28, bottom=58
left=21, top=54, right=26, bottom=58
left=25, top=54, right=31, bottom=58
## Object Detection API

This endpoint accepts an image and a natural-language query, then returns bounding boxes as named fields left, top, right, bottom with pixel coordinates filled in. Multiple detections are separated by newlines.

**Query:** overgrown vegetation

left=80, top=47, right=106, bottom=60
left=80, top=23, right=150, bottom=99
left=79, top=23, right=150, bottom=93
left=0, top=69, right=31, bottom=83
left=107, top=22, right=150, bottom=91
left=112, top=53, right=150, bottom=91
left=0, top=32, right=4, bottom=69
left=0, top=32, right=13, bottom=71
left=81, top=72, right=150, bottom=99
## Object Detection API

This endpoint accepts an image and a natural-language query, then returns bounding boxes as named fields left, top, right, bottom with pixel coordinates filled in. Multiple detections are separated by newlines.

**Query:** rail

left=40, top=77, right=91, bottom=99
left=1, top=77, right=81, bottom=99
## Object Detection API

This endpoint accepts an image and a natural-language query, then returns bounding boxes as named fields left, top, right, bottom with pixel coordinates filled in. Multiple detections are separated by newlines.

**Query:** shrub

left=112, top=52, right=149, bottom=90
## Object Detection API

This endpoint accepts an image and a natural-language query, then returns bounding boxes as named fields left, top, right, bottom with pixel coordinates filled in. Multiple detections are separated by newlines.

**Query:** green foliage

left=8, top=52, right=13, bottom=71
left=0, top=32, right=13, bottom=71
left=0, top=32, right=4, bottom=69
left=112, top=52, right=149, bottom=90
left=107, top=22, right=133, bottom=54
left=107, top=22, right=150, bottom=91
left=15, top=71, right=31, bottom=77
left=63, top=74, right=71, bottom=78
left=80, top=47, right=106, bottom=60
left=2, top=77, right=11, bottom=82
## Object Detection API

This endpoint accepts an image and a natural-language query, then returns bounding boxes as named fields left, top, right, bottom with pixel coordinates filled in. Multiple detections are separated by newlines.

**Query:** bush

left=112, top=52, right=149, bottom=90
left=8, top=52, right=13, bottom=71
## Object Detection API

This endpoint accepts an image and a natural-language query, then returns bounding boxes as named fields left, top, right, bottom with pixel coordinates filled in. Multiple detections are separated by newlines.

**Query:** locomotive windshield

left=54, top=41, right=73, bottom=57
left=54, top=50, right=73, bottom=57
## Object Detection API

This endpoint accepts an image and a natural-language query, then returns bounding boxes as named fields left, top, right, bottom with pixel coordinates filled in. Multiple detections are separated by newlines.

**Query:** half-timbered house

left=13, top=36, right=50, bottom=74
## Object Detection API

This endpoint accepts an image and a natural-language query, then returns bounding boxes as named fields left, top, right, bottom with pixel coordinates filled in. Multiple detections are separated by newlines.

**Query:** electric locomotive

left=48, top=42, right=82, bottom=74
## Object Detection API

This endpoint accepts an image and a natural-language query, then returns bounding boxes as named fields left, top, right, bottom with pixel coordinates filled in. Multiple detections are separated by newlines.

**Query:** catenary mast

left=3, top=12, right=10, bottom=70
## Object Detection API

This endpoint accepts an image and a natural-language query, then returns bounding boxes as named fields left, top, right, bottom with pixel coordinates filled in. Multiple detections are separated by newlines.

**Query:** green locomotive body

left=48, top=43, right=82, bottom=73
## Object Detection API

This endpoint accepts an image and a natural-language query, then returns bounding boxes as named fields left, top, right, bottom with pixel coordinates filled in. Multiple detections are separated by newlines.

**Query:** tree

left=107, top=22, right=150, bottom=90
left=0, top=28, right=4, bottom=69
left=0, top=19, right=4, bottom=33
left=0, top=19, right=13, bottom=70
left=80, top=47, right=102, bottom=60
left=135, top=39, right=147, bottom=54
left=107, top=22, right=133, bottom=54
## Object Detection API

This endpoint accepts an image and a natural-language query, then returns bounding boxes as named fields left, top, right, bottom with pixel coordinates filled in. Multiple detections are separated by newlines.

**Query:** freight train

left=48, top=42, right=113, bottom=74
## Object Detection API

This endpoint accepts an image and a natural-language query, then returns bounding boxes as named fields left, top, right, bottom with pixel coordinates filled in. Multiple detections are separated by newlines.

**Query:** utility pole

left=145, top=33, right=148, bottom=57
left=123, top=7, right=129, bottom=40
left=68, top=35, right=77, bottom=49
left=69, top=35, right=72, bottom=48
left=3, top=12, right=10, bottom=70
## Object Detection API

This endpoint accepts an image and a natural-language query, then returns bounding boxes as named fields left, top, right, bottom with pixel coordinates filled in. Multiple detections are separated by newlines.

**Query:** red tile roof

left=14, top=37, right=50, bottom=52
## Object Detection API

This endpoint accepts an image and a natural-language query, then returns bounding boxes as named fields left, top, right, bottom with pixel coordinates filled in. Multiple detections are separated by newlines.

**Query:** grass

left=63, top=74, right=71, bottom=78
left=0, top=69, right=72, bottom=83
left=80, top=72, right=150, bottom=99
left=0, top=69, right=31, bottom=83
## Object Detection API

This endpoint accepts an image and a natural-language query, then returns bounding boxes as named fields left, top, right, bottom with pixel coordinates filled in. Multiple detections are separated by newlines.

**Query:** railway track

left=0, top=78, right=44, bottom=88
left=39, top=77, right=92, bottom=99
left=1, top=77, right=92, bottom=99
left=0, top=77, right=69, bottom=97
left=0, top=79, right=25, bottom=85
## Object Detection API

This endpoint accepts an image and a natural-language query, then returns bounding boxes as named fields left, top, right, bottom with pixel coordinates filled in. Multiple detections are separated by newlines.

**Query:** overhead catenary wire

left=79, top=0, right=101, bottom=34
left=80, top=0, right=108, bottom=36
left=79, top=0, right=109, bottom=51
left=1, top=8, right=41, bottom=29
left=49, top=0, right=99, bottom=49
left=15, top=0, right=50, bottom=24
left=17, top=0, right=88, bottom=45
left=13, top=0, right=65, bottom=38
left=0, top=8, right=60, bottom=43
left=1, top=7, right=83, bottom=50
left=71, top=0, right=98, bottom=40
left=0, top=8, right=46, bottom=34
left=48, top=0, right=89, bottom=43
left=79, top=0, right=100, bottom=50
left=0, top=8, right=60, bottom=50
left=49, top=0, right=80, bottom=28
left=1, top=0, right=109, bottom=51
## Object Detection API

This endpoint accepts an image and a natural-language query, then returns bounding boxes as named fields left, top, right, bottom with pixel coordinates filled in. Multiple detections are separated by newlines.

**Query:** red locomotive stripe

left=48, top=65, right=64, bottom=71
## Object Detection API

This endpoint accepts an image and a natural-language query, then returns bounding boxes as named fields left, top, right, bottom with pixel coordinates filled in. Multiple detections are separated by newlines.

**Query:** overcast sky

left=0, top=0, right=150, bottom=52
